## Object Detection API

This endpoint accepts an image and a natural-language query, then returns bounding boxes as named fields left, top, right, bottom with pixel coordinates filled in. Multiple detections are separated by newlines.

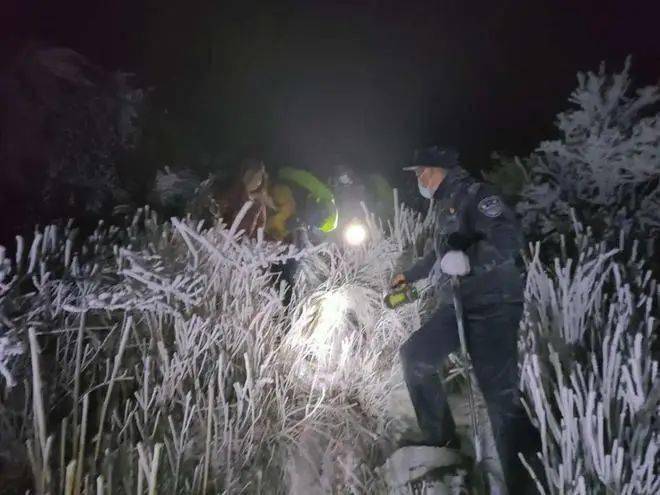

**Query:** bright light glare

left=309, top=291, right=348, bottom=358
left=321, top=291, right=347, bottom=321
left=344, top=222, right=367, bottom=246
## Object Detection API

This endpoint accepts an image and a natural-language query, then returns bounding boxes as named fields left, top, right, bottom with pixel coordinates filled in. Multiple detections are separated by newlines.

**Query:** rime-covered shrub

left=149, top=166, right=204, bottom=214
left=44, top=71, right=144, bottom=215
left=484, top=60, right=660, bottom=494
left=0, top=46, right=144, bottom=226
left=496, top=60, right=660, bottom=250
left=482, top=152, right=531, bottom=203
left=0, top=196, right=439, bottom=494
left=519, top=221, right=659, bottom=494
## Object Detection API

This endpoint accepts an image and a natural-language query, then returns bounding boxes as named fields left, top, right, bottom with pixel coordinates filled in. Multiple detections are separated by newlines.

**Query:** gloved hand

left=440, top=250, right=470, bottom=276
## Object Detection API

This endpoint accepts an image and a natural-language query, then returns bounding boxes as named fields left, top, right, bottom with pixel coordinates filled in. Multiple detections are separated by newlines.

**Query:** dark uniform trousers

left=399, top=300, right=532, bottom=492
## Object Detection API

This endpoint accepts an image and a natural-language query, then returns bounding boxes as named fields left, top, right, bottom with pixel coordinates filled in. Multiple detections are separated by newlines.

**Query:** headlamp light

left=343, top=221, right=367, bottom=246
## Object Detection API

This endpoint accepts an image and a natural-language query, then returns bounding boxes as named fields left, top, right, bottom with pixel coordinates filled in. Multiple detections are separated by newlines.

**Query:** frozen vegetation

left=0, top=202, right=442, bottom=494
left=492, top=59, right=660, bottom=251
left=520, top=222, right=658, bottom=494
left=0, top=63, right=658, bottom=494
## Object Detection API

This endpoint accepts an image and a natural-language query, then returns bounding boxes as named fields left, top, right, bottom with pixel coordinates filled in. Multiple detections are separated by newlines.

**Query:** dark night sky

left=4, top=0, right=660, bottom=176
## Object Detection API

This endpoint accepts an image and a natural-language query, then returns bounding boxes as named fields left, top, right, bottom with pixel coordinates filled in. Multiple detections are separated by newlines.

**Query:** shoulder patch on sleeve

left=477, top=195, right=504, bottom=218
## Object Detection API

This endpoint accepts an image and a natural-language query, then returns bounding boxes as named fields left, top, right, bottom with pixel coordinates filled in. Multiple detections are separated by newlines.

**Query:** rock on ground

left=379, top=446, right=462, bottom=491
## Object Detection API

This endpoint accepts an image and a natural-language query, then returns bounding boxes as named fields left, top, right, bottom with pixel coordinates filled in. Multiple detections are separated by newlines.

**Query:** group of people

left=221, top=147, right=537, bottom=493
left=217, top=158, right=393, bottom=245
left=216, top=159, right=335, bottom=243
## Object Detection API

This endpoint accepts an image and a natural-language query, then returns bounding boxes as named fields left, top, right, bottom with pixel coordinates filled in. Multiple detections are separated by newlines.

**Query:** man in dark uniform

left=392, top=146, right=534, bottom=493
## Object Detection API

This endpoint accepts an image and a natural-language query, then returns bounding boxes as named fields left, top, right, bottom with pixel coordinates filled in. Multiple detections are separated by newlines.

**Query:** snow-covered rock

left=380, top=446, right=461, bottom=490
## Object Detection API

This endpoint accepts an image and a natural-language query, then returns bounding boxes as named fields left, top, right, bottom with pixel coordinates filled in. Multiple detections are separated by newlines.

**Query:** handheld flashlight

left=343, top=221, right=367, bottom=246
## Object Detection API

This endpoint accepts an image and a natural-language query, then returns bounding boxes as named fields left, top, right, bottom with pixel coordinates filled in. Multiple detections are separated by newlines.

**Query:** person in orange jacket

left=217, top=159, right=276, bottom=238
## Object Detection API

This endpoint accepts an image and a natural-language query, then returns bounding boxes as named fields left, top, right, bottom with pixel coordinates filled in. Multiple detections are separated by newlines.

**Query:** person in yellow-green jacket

left=266, top=166, right=338, bottom=244
left=265, top=182, right=297, bottom=241
left=266, top=166, right=338, bottom=307
left=329, top=163, right=395, bottom=225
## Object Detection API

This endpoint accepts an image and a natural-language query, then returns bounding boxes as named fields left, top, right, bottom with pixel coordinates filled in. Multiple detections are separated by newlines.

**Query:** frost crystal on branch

left=520, top=228, right=659, bottom=494
left=0, top=332, right=23, bottom=388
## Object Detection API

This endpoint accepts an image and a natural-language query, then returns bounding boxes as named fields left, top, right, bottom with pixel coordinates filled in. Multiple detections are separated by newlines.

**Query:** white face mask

left=418, top=180, right=435, bottom=199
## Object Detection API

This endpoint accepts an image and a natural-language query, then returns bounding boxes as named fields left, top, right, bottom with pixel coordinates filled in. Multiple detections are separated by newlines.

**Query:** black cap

left=403, top=146, right=460, bottom=171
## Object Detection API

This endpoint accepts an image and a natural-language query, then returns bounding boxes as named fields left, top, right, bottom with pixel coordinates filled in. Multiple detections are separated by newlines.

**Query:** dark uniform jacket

left=404, top=168, right=524, bottom=307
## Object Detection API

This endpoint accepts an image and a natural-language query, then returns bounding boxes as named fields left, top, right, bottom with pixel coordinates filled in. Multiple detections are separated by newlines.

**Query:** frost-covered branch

left=520, top=227, right=659, bottom=494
